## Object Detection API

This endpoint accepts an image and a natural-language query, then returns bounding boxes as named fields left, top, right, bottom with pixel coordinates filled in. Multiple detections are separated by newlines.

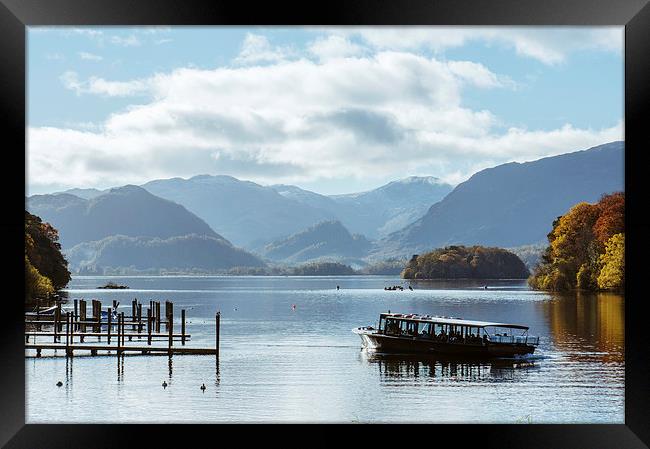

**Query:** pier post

left=65, top=312, right=70, bottom=356
left=80, top=300, right=86, bottom=337
left=74, top=299, right=78, bottom=330
left=137, top=304, right=143, bottom=337
left=169, top=302, right=174, bottom=333
left=53, top=307, right=58, bottom=342
left=156, top=302, right=161, bottom=333
left=181, top=309, right=186, bottom=345
left=107, top=307, right=112, bottom=344
left=57, top=303, right=62, bottom=332
left=121, top=312, right=126, bottom=348
left=117, top=313, right=122, bottom=355
left=132, top=299, right=136, bottom=324
left=215, top=311, right=220, bottom=361
left=147, top=308, right=152, bottom=345
left=168, top=307, right=173, bottom=351
left=69, top=311, right=74, bottom=346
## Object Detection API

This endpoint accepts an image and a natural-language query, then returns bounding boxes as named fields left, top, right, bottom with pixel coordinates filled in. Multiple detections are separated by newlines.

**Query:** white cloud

left=234, top=33, right=295, bottom=65
left=78, top=51, right=103, bottom=61
left=60, top=71, right=151, bottom=97
left=31, top=49, right=622, bottom=192
left=331, top=26, right=623, bottom=65
left=109, top=35, right=141, bottom=47
left=308, top=35, right=365, bottom=61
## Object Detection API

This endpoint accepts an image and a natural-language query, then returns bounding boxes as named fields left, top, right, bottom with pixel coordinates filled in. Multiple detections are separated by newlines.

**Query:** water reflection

left=116, top=354, right=125, bottom=381
left=361, top=352, right=536, bottom=383
left=543, top=292, right=624, bottom=363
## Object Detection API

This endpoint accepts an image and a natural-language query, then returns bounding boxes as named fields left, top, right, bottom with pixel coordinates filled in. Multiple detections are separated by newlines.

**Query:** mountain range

left=375, top=141, right=624, bottom=258
left=27, top=185, right=219, bottom=248
left=260, top=220, right=371, bottom=264
left=30, top=140, right=625, bottom=272
left=143, top=174, right=452, bottom=248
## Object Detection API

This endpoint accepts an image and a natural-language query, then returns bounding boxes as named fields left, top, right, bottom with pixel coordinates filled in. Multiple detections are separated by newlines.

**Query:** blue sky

left=27, top=26, right=623, bottom=195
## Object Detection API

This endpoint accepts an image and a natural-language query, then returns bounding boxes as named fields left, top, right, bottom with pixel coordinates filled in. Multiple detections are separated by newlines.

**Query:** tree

left=598, top=233, right=624, bottom=290
left=593, top=192, right=625, bottom=246
left=401, top=245, right=529, bottom=280
left=25, top=211, right=71, bottom=301
left=529, top=192, right=624, bottom=291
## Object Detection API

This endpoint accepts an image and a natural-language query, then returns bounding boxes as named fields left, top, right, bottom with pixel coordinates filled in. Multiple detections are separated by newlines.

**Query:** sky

left=27, top=26, right=624, bottom=196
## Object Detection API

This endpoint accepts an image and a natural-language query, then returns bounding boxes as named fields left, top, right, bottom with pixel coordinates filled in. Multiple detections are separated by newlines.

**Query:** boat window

left=417, top=322, right=433, bottom=338
left=385, top=318, right=400, bottom=335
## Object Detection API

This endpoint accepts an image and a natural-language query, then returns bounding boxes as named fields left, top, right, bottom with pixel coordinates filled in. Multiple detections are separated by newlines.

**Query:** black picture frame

left=2, top=0, right=648, bottom=447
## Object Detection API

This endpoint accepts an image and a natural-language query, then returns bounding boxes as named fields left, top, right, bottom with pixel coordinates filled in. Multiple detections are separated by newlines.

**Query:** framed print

left=2, top=0, right=649, bottom=447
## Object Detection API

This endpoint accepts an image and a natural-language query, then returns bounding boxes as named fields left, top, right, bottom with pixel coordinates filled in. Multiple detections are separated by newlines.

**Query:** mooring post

left=168, top=302, right=174, bottom=333
left=53, top=307, right=59, bottom=343
left=69, top=311, right=74, bottom=346
left=156, top=302, right=161, bottom=333
left=117, top=313, right=122, bottom=355
left=215, top=311, right=220, bottom=360
left=137, top=304, right=143, bottom=336
left=65, top=312, right=70, bottom=354
left=57, top=303, right=62, bottom=332
left=107, top=307, right=112, bottom=344
left=181, top=309, right=186, bottom=346
left=80, top=299, right=86, bottom=335
left=74, top=299, right=78, bottom=330
left=168, top=307, right=173, bottom=351
left=132, top=299, right=137, bottom=323
left=147, top=308, right=152, bottom=345
left=164, top=301, right=169, bottom=332
left=91, top=300, right=96, bottom=333
left=121, top=312, right=126, bottom=348
left=97, top=301, right=102, bottom=341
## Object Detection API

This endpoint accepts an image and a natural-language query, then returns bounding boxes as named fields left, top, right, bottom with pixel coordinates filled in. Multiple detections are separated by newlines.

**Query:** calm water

left=26, top=276, right=624, bottom=423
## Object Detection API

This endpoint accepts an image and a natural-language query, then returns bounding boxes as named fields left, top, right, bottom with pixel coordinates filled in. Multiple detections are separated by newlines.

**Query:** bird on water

left=56, top=381, right=63, bottom=387
left=162, top=381, right=168, bottom=389
left=200, top=383, right=206, bottom=392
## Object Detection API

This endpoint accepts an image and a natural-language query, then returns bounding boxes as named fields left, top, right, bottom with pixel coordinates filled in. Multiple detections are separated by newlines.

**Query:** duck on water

left=353, top=312, right=539, bottom=358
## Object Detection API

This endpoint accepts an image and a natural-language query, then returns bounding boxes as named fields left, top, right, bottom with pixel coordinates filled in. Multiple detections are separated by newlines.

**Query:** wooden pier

left=25, top=298, right=220, bottom=359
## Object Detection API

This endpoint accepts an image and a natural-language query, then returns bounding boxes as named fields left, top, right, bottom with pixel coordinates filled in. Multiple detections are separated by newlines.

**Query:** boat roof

left=380, top=312, right=529, bottom=330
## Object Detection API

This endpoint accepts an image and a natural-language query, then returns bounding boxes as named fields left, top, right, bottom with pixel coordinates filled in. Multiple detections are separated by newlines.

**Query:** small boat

left=97, top=282, right=129, bottom=289
left=353, top=312, right=539, bottom=358
left=25, top=305, right=58, bottom=317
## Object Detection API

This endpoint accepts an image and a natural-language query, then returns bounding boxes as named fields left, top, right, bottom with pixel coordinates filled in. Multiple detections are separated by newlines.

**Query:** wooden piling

left=107, top=307, right=112, bottom=344
left=80, top=299, right=86, bottom=336
left=74, top=299, right=78, bottom=329
left=53, top=307, right=59, bottom=343
left=57, top=303, right=62, bottom=332
left=181, top=309, right=186, bottom=345
left=147, top=308, right=152, bottom=345
left=121, top=312, right=125, bottom=348
left=65, top=312, right=70, bottom=355
left=215, top=311, right=220, bottom=361
left=117, top=313, right=122, bottom=354
left=132, top=299, right=137, bottom=323
left=137, top=304, right=143, bottom=336
left=155, top=302, right=161, bottom=333
left=168, top=307, right=173, bottom=351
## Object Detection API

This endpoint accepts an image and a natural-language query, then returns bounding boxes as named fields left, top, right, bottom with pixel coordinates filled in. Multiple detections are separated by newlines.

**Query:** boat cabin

left=377, top=312, right=538, bottom=346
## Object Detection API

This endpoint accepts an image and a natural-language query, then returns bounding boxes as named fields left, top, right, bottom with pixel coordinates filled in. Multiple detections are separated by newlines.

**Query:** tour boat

left=353, top=312, right=539, bottom=357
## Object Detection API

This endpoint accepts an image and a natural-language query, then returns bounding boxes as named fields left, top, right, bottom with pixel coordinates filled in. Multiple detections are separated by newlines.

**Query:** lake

left=26, top=275, right=624, bottom=423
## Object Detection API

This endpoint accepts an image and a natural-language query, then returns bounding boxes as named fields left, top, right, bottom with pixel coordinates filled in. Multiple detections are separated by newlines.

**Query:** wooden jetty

left=25, top=298, right=220, bottom=359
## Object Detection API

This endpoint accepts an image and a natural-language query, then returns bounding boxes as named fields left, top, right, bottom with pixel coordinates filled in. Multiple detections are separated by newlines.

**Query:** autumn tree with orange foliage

left=529, top=192, right=624, bottom=291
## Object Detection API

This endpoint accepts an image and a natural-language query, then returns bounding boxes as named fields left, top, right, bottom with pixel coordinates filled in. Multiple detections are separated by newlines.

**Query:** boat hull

left=356, top=331, right=535, bottom=358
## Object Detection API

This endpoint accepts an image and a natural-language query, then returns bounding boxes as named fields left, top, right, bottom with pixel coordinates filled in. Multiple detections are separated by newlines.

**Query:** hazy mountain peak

left=376, top=141, right=625, bottom=258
